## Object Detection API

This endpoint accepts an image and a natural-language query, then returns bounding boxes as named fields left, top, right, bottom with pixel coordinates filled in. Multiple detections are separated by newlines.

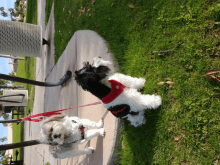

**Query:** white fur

left=39, top=115, right=105, bottom=159
left=92, top=57, right=162, bottom=127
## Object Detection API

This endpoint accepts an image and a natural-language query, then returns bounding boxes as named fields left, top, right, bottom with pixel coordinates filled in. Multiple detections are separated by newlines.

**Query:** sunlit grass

left=45, top=0, right=220, bottom=164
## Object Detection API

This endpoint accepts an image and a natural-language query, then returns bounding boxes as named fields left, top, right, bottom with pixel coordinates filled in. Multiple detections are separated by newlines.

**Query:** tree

left=0, top=137, right=9, bottom=165
left=0, top=150, right=6, bottom=164
left=0, top=154, right=10, bottom=165
left=0, top=137, right=7, bottom=143
left=0, top=1, right=26, bottom=21
left=0, top=7, right=8, bottom=17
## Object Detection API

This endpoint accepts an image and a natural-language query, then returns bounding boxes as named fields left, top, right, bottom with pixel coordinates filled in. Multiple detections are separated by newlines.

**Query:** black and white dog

left=74, top=57, right=162, bottom=127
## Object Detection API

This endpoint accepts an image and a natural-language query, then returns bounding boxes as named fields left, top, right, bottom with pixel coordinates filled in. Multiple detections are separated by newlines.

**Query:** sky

left=0, top=0, right=16, bottom=145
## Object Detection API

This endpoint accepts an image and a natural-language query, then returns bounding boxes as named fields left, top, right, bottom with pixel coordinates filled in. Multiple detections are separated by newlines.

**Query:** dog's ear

left=94, top=65, right=110, bottom=80
left=42, top=114, right=65, bottom=125
left=83, top=62, right=91, bottom=67
left=95, top=65, right=110, bottom=74
left=86, top=62, right=93, bottom=70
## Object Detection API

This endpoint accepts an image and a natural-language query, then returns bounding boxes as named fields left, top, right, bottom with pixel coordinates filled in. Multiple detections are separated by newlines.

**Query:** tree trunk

left=0, top=140, right=40, bottom=151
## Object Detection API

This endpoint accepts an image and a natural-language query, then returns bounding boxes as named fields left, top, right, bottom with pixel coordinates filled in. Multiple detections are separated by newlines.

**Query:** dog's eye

left=50, top=128, right=53, bottom=132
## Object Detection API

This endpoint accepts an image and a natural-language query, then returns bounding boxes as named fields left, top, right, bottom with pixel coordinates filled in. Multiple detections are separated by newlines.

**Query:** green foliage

left=45, top=162, right=51, bottom=165
left=46, top=0, right=220, bottom=164
left=0, top=137, right=7, bottom=142
left=0, top=154, right=10, bottom=165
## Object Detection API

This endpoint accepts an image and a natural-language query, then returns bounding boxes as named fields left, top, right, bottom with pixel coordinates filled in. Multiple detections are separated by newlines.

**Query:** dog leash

left=101, top=110, right=109, bottom=120
left=20, top=101, right=102, bottom=122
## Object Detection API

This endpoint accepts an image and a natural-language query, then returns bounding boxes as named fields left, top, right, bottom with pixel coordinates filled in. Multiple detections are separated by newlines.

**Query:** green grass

left=45, top=0, right=220, bottom=164
left=12, top=0, right=37, bottom=161
left=12, top=113, right=24, bottom=160
left=25, top=0, right=37, bottom=24
left=15, top=57, right=36, bottom=116
left=45, top=0, right=54, bottom=26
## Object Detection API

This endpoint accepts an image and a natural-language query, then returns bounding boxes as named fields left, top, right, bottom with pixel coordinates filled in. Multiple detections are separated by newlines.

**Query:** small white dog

left=74, top=57, right=162, bottom=127
left=39, top=114, right=105, bottom=159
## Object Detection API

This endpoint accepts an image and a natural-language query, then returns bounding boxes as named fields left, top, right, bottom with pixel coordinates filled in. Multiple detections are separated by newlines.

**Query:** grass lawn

left=12, top=0, right=38, bottom=160
left=45, top=0, right=220, bottom=164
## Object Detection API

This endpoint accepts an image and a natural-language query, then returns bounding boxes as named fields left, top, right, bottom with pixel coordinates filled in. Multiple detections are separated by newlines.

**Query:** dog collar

left=80, top=125, right=85, bottom=139
left=72, top=120, right=85, bottom=140
left=101, top=80, right=126, bottom=104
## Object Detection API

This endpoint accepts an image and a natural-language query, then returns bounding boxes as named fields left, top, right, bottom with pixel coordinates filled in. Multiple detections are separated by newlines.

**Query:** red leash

left=20, top=101, right=102, bottom=122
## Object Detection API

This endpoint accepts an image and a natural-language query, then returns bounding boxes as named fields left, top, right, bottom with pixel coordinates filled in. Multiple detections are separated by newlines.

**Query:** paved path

left=23, top=1, right=120, bottom=165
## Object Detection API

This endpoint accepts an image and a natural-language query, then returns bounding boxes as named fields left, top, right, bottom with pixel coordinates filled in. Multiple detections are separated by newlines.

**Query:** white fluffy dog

left=74, top=57, right=162, bottom=127
left=39, top=114, right=105, bottom=159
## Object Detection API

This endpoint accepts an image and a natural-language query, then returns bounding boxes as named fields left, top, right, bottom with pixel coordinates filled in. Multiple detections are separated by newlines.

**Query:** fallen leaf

left=205, top=70, right=220, bottom=75
left=174, top=136, right=180, bottom=141
left=166, top=81, right=174, bottom=85
left=128, top=3, right=135, bottom=8
left=79, top=6, right=86, bottom=14
left=205, top=70, right=220, bottom=82
left=82, top=7, right=86, bottom=13
left=157, top=82, right=165, bottom=85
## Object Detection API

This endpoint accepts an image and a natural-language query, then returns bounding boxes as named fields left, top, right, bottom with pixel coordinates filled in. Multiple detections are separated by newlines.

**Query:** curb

left=107, top=118, right=124, bottom=165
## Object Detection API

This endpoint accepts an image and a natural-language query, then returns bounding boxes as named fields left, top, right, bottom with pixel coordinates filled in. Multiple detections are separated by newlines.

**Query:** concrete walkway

left=23, top=1, right=121, bottom=165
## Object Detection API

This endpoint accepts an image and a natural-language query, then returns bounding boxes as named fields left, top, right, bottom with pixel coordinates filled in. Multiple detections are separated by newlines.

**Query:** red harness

left=101, top=80, right=128, bottom=115
left=101, top=80, right=126, bottom=104
left=112, top=107, right=126, bottom=114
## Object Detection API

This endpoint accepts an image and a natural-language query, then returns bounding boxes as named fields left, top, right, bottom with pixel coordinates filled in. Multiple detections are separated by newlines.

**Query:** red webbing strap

left=20, top=101, right=102, bottom=122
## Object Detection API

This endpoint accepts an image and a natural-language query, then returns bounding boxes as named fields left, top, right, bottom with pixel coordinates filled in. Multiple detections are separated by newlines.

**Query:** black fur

left=75, top=62, right=111, bottom=99
left=75, top=60, right=140, bottom=120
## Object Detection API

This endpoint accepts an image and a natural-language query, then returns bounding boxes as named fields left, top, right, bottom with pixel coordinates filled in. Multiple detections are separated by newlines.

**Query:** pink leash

left=20, top=101, right=102, bottom=122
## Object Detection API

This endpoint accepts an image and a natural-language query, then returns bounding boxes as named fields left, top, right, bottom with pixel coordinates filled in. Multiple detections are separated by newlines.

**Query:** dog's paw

left=96, top=119, right=104, bottom=128
left=156, top=95, right=162, bottom=105
left=136, top=77, right=146, bottom=90
left=99, top=128, right=106, bottom=137
left=87, top=147, right=94, bottom=154
left=153, top=95, right=162, bottom=109
left=139, top=77, right=146, bottom=84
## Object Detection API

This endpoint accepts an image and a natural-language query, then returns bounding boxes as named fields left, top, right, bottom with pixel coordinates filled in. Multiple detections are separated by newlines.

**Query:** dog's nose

left=53, top=134, right=61, bottom=139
